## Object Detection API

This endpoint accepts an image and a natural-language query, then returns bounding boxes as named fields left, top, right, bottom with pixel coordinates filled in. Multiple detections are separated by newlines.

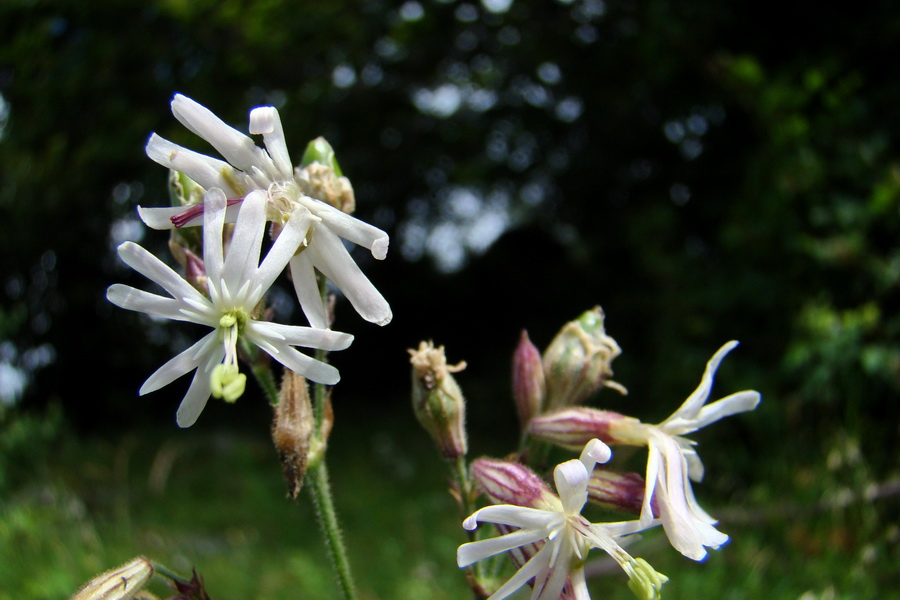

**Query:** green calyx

left=300, top=137, right=343, bottom=176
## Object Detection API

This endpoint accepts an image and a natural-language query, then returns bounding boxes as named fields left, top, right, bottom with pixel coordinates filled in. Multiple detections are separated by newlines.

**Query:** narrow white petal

left=221, top=190, right=267, bottom=290
left=249, top=106, right=293, bottom=179
left=457, top=527, right=551, bottom=567
left=145, top=133, right=239, bottom=196
left=260, top=341, right=341, bottom=385
left=107, top=284, right=205, bottom=324
left=170, top=94, right=273, bottom=175
left=289, top=254, right=329, bottom=329
left=247, top=321, right=353, bottom=351
left=175, top=348, right=222, bottom=428
left=139, top=332, right=220, bottom=395
left=666, top=341, right=740, bottom=423
left=534, top=555, right=570, bottom=600
left=307, top=228, right=392, bottom=325
left=117, top=242, right=207, bottom=305
left=304, top=198, right=390, bottom=259
left=137, top=206, right=184, bottom=230
left=252, top=207, right=317, bottom=296
left=465, top=505, right=559, bottom=531
left=485, top=542, right=554, bottom=600
left=203, top=188, right=227, bottom=283
left=689, top=391, right=761, bottom=432
left=554, top=460, right=589, bottom=515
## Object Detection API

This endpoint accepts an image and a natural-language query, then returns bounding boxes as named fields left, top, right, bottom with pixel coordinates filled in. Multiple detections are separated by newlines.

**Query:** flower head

left=636, top=341, right=761, bottom=560
left=107, top=188, right=353, bottom=427
left=458, top=440, right=666, bottom=600
left=139, top=94, right=391, bottom=329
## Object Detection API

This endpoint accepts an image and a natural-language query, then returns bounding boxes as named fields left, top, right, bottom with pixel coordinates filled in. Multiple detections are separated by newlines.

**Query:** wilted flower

left=409, top=341, right=468, bottom=458
left=108, top=189, right=353, bottom=427
left=458, top=440, right=667, bottom=600
left=139, top=94, right=391, bottom=328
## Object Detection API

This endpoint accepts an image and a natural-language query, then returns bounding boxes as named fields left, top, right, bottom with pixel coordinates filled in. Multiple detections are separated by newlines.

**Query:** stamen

left=170, top=197, right=245, bottom=228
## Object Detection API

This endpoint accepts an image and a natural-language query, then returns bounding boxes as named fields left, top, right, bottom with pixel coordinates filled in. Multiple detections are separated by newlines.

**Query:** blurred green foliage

left=0, top=0, right=898, bottom=597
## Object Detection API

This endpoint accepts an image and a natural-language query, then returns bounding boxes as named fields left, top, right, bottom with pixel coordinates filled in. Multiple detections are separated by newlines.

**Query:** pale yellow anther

left=211, top=363, right=247, bottom=403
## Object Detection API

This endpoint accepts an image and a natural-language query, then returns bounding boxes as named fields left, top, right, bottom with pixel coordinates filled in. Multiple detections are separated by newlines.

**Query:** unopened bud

left=587, top=469, right=646, bottom=515
left=71, top=556, right=153, bottom=600
left=470, top=458, right=559, bottom=511
left=273, top=370, right=315, bottom=499
left=512, top=330, right=546, bottom=427
left=528, top=407, right=638, bottom=449
left=542, top=307, right=627, bottom=409
left=409, top=341, right=468, bottom=458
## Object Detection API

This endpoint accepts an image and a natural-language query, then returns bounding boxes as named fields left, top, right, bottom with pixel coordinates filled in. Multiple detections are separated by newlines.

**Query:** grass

left=0, top=406, right=897, bottom=600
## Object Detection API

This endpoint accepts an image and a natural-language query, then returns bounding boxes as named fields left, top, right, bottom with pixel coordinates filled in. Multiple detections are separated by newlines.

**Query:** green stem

left=307, top=458, right=358, bottom=600
left=305, top=276, right=358, bottom=600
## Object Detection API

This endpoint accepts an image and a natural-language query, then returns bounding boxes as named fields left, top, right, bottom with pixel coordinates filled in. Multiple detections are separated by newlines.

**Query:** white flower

left=107, top=188, right=354, bottom=427
left=639, top=341, right=761, bottom=561
left=139, top=94, right=391, bottom=329
left=458, top=440, right=666, bottom=600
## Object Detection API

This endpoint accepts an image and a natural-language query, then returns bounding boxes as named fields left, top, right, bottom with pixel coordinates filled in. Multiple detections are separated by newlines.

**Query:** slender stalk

left=304, top=276, right=359, bottom=600
left=307, top=458, right=358, bottom=600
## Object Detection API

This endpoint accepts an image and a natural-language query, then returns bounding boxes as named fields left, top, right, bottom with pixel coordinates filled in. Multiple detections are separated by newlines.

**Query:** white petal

left=580, top=438, right=612, bottom=471
left=554, top=459, right=589, bottom=515
left=145, top=133, right=239, bottom=196
left=289, top=253, right=329, bottom=329
left=107, top=284, right=208, bottom=324
left=203, top=189, right=227, bottom=284
left=137, top=206, right=184, bottom=230
left=139, top=332, right=220, bottom=395
left=534, top=554, right=570, bottom=600
left=666, top=341, right=739, bottom=423
left=247, top=321, right=353, bottom=351
left=249, top=106, right=292, bottom=179
left=170, top=94, right=274, bottom=176
left=117, top=242, right=207, bottom=305
left=252, top=207, right=317, bottom=298
left=690, top=391, right=761, bottom=432
left=485, top=542, right=554, bottom=600
left=305, top=198, right=390, bottom=259
left=175, top=348, right=222, bottom=428
left=457, top=527, right=552, bottom=567
left=464, top=505, right=559, bottom=531
left=259, top=341, right=341, bottom=385
left=221, top=190, right=267, bottom=291
left=307, top=227, right=392, bottom=326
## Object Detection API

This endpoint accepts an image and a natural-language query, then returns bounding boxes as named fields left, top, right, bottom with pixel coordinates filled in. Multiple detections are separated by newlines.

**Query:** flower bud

left=512, top=330, right=546, bottom=427
left=272, top=369, right=315, bottom=499
left=71, top=557, right=153, bottom=600
left=470, top=458, right=559, bottom=511
left=542, top=307, right=627, bottom=409
left=587, top=469, right=646, bottom=515
left=528, top=407, right=638, bottom=449
left=409, top=341, right=468, bottom=458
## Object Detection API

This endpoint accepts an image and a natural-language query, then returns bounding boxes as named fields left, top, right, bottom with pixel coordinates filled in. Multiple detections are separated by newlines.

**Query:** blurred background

left=0, top=0, right=898, bottom=598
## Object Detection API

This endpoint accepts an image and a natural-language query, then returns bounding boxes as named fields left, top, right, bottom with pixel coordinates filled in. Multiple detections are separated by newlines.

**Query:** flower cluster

left=410, top=309, right=760, bottom=600
left=109, top=95, right=391, bottom=426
